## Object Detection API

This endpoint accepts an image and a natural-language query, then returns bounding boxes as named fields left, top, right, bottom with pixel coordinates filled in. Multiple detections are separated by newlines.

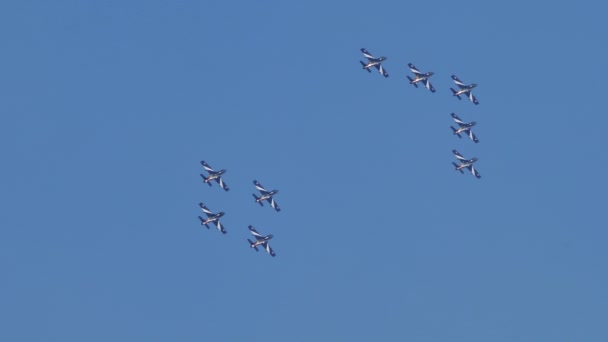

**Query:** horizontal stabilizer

left=360, top=61, right=371, bottom=72
left=450, top=126, right=462, bottom=138
left=252, top=194, right=263, bottom=206
left=452, top=162, right=464, bottom=173
left=248, top=239, right=259, bottom=251
left=450, top=88, right=462, bottom=100
left=407, top=76, right=418, bottom=87
left=198, top=216, right=210, bottom=229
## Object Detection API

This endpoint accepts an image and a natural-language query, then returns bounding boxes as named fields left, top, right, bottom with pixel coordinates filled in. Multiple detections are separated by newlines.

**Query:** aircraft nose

left=428, top=72, right=434, bottom=76
left=268, top=234, right=274, bottom=239
left=471, top=121, right=477, bottom=126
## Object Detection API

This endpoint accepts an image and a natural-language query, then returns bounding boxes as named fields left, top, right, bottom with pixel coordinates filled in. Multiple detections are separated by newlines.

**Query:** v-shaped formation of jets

left=196, top=160, right=281, bottom=257
left=252, top=180, right=280, bottom=212
left=200, top=161, right=229, bottom=191
left=358, top=48, right=484, bottom=179
left=359, top=48, right=389, bottom=77
left=247, top=225, right=276, bottom=257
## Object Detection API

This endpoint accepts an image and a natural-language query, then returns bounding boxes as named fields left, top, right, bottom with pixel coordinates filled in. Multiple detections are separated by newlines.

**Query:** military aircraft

left=450, top=113, right=479, bottom=143
left=197, top=202, right=227, bottom=234
left=247, top=225, right=276, bottom=257
left=450, top=75, right=479, bottom=105
left=359, top=48, right=389, bottom=77
left=199, top=161, right=229, bottom=191
left=407, top=63, right=435, bottom=92
left=252, top=180, right=280, bottom=212
left=452, top=150, right=481, bottom=179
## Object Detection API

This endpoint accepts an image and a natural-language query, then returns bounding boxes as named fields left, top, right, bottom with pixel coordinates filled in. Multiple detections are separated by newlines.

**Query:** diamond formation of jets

left=407, top=63, right=435, bottom=92
left=247, top=225, right=276, bottom=257
left=252, top=180, right=280, bottom=212
left=359, top=48, right=389, bottom=77
left=450, top=113, right=479, bottom=143
left=198, top=202, right=227, bottom=234
left=452, top=150, right=481, bottom=179
left=200, top=161, right=229, bottom=191
left=450, top=75, right=479, bottom=105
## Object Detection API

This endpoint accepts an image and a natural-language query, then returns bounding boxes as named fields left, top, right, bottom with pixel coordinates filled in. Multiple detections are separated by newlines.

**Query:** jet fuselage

left=251, top=235, right=273, bottom=247
left=257, top=190, right=278, bottom=201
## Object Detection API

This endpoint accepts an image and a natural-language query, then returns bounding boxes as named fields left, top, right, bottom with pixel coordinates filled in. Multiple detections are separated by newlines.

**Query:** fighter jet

left=452, top=150, right=481, bottom=179
left=450, top=75, right=479, bottom=105
left=199, top=160, right=229, bottom=191
left=359, top=48, right=389, bottom=77
left=407, top=63, right=435, bottom=92
left=247, top=225, right=276, bottom=257
left=450, top=113, right=479, bottom=143
left=252, top=180, right=280, bottom=212
left=197, top=202, right=227, bottom=234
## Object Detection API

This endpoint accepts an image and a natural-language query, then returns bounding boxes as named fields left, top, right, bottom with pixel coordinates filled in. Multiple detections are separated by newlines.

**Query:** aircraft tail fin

left=450, top=126, right=462, bottom=138
left=252, top=194, right=263, bottom=206
left=248, top=239, right=259, bottom=251
left=406, top=76, right=418, bottom=87
left=450, top=88, right=462, bottom=100
left=452, top=162, right=464, bottom=174
left=360, top=61, right=371, bottom=72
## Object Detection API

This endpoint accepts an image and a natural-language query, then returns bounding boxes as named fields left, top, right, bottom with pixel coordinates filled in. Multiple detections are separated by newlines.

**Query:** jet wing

left=261, top=242, right=276, bottom=257
left=199, top=202, right=213, bottom=217
left=408, top=63, right=422, bottom=75
left=253, top=180, right=269, bottom=194
left=214, top=177, right=229, bottom=191
left=266, top=198, right=281, bottom=212
left=374, top=63, right=389, bottom=77
left=466, top=165, right=481, bottom=178
left=451, top=113, right=466, bottom=125
left=248, top=225, right=265, bottom=241
left=467, top=129, right=479, bottom=143
left=200, top=160, right=216, bottom=174
left=212, top=220, right=227, bottom=234
left=422, top=79, right=435, bottom=92
left=452, top=149, right=467, bottom=162
left=451, top=75, right=466, bottom=88
left=468, top=91, right=479, bottom=105
left=360, top=48, right=375, bottom=61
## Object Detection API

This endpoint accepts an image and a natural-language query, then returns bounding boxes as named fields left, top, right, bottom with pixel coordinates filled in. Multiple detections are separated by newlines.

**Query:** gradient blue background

left=1, top=1, right=607, bottom=341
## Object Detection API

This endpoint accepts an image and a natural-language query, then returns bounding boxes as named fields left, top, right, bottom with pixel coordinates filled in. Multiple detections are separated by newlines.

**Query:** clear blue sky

left=1, top=1, right=607, bottom=341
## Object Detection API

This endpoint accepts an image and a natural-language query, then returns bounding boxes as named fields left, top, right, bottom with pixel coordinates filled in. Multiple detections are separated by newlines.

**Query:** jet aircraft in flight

left=452, top=150, right=481, bottom=179
left=407, top=63, right=435, bottom=92
left=247, top=225, right=276, bottom=257
left=450, top=75, right=479, bottom=105
left=450, top=113, right=479, bottom=143
left=198, top=202, right=227, bottom=234
left=200, top=161, right=229, bottom=191
left=359, top=48, right=389, bottom=77
left=252, top=180, right=280, bottom=212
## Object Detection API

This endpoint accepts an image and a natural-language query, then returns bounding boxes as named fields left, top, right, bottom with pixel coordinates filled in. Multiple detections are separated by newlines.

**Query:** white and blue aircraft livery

left=450, top=113, right=479, bottom=143
left=452, top=150, right=481, bottom=179
left=200, top=160, right=229, bottom=191
left=359, top=48, right=389, bottom=77
left=247, top=225, right=276, bottom=257
left=450, top=75, right=479, bottom=105
left=407, top=63, right=435, bottom=92
left=198, top=202, right=227, bottom=234
left=252, top=180, right=280, bottom=212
